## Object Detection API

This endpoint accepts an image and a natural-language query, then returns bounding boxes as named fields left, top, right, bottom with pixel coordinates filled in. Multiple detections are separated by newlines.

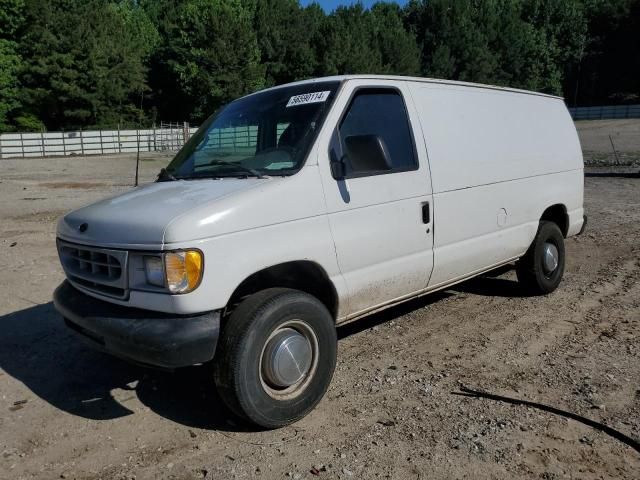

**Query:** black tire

left=213, top=288, right=337, bottom=429
left=516, top=221, right=565, bottom=295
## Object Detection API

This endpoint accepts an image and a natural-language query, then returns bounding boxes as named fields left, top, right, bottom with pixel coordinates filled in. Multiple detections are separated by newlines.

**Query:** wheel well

left=227, top=261, right=339, bottom=320
left=541, top=204, right=569, bottom=237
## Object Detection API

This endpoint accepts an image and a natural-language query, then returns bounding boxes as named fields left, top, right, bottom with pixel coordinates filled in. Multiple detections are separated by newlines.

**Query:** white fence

left=0, top=122, right=198, bottom=159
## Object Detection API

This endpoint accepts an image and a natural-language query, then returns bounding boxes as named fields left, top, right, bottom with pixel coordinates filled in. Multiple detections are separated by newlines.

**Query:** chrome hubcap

left=542, top=242, right=559, bottom=274
left=262, top=327, right=312, bottom=388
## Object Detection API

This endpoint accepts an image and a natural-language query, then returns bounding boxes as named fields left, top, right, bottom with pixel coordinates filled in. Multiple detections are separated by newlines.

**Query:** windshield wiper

left=157, top=168, right=178, bottom=182
left=200, top=160, right=266, bottom=179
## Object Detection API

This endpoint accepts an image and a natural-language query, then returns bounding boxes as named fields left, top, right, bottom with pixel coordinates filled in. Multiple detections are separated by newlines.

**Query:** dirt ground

left=1, top=127, right=639, bottom=479
left=576, top=119, right=640, bottom=166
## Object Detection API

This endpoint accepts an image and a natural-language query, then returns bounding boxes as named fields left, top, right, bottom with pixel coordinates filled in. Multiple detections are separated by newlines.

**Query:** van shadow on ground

left=0, top=302, right=247, bottom=432
left=450, top=271, right=535, bottom=298
left=0, top=272, right=527, bottom=430
left=337, top=266, right=528, bottom=339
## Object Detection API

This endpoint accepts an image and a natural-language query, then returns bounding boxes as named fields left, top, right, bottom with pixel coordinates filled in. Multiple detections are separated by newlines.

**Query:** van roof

left=249, top=75, right=563, bottom=101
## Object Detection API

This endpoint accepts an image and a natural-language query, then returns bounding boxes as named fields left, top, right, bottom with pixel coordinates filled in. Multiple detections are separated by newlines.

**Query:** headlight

left=144, top=256, right=164, bottom=287
left=143, top=250, right=204, bottom=294
left=165, top=250, right=204, bottom=293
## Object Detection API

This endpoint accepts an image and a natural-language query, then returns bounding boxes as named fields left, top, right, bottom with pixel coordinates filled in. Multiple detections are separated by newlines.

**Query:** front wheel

left=516, top=221, right=565, bottom=295
left=213, top=288, right=337, bottom=428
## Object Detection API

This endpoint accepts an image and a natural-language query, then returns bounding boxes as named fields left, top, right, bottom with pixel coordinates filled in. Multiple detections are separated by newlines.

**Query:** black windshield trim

left=178, top=173, right=264, bottom=180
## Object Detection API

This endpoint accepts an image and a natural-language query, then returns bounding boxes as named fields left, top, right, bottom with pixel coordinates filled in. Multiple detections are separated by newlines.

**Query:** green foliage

left=16, top=0, right=158, bottom=130
left=147, top=0, right=264, bottom=123
left=320, top=4, right=382, bottom=74
left=522, top=0, right=587, bottom=95
left=319, top=2, right=420, bottom=76
left=253, top=0, right=321, bottom=86
left=0, top=0, right=25, bottom=130
left=406, top=0, right=587, bottom=95
left=0, top=0, right=637, bottom=131
left=566, top=0, right=640, bottom=104
left=13, top=113, right=45, bottom=131
left=0, top=40, right=22, bottom=130
left=0, top=0, right=25, bottom=38
left=369, top=3, right=420, bottom=75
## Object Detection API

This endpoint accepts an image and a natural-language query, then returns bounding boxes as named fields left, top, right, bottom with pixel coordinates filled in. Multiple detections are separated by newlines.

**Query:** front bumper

left=53, top=281, right=220, bottom=369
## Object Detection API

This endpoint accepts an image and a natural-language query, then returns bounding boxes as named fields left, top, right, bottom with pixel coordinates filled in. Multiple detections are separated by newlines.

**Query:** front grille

left=63, top=246, right=122, bottom=279
left=57, top=241, right=128, bottom=299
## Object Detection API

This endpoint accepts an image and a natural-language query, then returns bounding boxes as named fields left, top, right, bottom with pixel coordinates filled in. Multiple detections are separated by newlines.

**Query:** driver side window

left=338, top=89, right=417, bottom=177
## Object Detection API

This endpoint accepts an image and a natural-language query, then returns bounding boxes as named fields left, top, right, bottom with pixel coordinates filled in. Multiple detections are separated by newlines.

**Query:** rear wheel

left=516, top=221, right=565, bottom=295
left=213, top=288, right=337, bottom=428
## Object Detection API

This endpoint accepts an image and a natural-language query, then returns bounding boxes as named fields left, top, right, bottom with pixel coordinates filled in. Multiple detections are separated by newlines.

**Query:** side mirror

left=330, top=158, right=346, bottom=180
left=344, top=134, right=392, bottom=173
left=329, top=146, right=346, bottom=180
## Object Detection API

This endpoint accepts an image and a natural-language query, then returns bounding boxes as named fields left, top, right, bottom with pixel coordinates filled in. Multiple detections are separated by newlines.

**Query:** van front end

left=51, top=79, right=345, bottom=431
left=53, top=238, right=220, bottom=369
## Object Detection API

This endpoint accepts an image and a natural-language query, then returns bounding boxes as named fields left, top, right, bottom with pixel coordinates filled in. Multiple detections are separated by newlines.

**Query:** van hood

left=57, top=179, right=266, bottom=248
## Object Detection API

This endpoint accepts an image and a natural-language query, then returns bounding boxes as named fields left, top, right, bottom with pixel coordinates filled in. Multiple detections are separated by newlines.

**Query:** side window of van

left=338, top=89, right=417, bottom=177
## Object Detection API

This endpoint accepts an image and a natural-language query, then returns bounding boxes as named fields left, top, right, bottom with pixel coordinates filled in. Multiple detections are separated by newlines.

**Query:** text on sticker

left=286, top=91, right=330, bottom=107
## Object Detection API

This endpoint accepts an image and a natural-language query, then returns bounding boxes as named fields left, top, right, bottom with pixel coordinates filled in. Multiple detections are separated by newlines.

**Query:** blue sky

left=299, top=0, right=408, bottom=12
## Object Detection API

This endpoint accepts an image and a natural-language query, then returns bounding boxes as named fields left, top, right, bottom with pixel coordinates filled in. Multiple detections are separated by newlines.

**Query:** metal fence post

left=62, top=131, right=67, bottom=156
left=609, top=135, right=621, bottom=166
left=99, top=130, right=104, bottom=154
left=134, top=128, right=140, bottom=187
left=117, top=127, right=121, bottom=153
left=80, top=129, right=84, bottom=155
left=20, top=132, right=24, bottom=158
left=40, top=130, right=45, bottom=157
left=182, top=121, right=188, bottom=147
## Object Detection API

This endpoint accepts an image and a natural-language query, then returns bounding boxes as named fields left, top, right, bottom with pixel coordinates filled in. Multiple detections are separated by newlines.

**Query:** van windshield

left=163, top=82, right=340, bottom=180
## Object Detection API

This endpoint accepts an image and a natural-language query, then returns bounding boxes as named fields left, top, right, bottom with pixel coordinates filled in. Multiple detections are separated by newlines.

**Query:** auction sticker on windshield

left=286, top=91, right=330, bottom=107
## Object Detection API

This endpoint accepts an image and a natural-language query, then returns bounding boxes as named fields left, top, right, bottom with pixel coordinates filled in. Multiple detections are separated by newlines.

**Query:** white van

left=54, top=75, right=586, bottom=428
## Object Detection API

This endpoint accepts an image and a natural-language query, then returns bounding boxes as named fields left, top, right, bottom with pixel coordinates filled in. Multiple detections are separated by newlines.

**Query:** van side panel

left=427, top=170, right=583, bottom=288
left=413, top=84, right=583, bottom=193
left=410, top=83, right=583, bottom=288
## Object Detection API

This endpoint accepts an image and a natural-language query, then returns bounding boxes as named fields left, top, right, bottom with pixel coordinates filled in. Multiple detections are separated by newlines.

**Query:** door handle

left=422, top=202, right=430, bottom=224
